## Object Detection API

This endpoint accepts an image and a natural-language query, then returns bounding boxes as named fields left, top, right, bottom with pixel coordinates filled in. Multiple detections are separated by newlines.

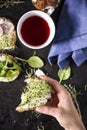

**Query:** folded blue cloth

left=48, top=0, right=87, bottom=69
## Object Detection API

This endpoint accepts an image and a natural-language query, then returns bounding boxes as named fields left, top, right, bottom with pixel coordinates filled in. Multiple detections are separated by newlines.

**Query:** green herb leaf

left=16, top=55, right=44, bottom=69
left=58, top=66, right=71, bottom=83
left=37, top=125, right=44, bottom=130
left=27, top=56, right=44, bottom=68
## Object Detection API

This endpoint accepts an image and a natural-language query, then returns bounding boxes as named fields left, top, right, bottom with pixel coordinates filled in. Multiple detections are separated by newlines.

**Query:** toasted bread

left=16, top=76, right=51, bottom=112
left=32, top=0, right=47, bottom=10
left=32, top=0, right=59, bottom=11
left=0, top=17, right=16, bottom=50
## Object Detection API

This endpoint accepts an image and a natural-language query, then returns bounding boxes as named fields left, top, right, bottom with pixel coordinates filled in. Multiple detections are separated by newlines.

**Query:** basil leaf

left=27, top=56, right=44, bottom=68
left=58, top=66, right=71, bottom=83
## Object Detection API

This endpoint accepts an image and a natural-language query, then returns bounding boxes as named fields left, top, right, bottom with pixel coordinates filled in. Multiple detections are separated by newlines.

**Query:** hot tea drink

left=21, top=16, right=50, bottom=46
left=17, top=10, right=55, bottom=49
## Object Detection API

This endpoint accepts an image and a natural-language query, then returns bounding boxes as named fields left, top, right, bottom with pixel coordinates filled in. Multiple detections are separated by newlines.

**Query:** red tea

left=21, top=16, right=50, bottom=46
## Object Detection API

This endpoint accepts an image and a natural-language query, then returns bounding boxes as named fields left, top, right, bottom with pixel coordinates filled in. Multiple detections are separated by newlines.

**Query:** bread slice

left=32, top=0, right=59, bottom=11
left=16, top=76, right=51, bottom=112
left=47, top=0, right=58, bottom=7
left=0, top=17, right=16, bottom=50
left=0, top=54, right=21, bottom=82
left=32, top=0, right=47, bottom=10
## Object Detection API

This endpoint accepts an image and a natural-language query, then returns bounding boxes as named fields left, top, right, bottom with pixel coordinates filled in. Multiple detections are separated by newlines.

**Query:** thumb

left=36, top=106, right=61, bottom=119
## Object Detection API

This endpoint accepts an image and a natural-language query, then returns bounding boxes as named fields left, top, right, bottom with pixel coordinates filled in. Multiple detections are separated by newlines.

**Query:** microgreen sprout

left=16, top=75, right=51, bottom=111
left=84, top=85, right=87, bottom=91
left=0, top=0, right=25, bottom=8
left=64, top=84, right=82, bottom=118
left=37, top=125, right=44, bottom=130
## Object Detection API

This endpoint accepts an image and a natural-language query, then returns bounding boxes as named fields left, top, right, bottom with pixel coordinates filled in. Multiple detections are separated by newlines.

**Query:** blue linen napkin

left=48, top=0, right=87, bottom=69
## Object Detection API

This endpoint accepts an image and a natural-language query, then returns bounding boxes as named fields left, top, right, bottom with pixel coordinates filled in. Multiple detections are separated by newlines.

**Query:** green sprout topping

left=64, top=84, right=82, bottom=118
left=37, top=125, right=44, bottom=130
left=0, top=0, right=25, bottom=8
left=0, top=35, right=15, bottom=50
left=19, top=76, right=51, bottom=109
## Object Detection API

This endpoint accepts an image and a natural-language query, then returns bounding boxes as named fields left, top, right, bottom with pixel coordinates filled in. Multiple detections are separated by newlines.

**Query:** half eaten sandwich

left=0, top=17, right=16, bottom=50
left=16, top=76, right=51, bottom=112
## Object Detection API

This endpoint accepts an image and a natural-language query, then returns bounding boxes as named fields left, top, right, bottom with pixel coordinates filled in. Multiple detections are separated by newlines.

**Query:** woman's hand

left=36, top=75, right=86, bottom=130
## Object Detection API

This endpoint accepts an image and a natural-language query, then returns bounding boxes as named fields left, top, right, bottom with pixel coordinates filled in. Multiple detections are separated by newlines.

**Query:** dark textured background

left=0, top=0, right=87, bottom=130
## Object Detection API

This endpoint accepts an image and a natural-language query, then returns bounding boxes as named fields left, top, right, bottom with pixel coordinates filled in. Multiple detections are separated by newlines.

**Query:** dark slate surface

left=0, top=1, right=87, bottom=130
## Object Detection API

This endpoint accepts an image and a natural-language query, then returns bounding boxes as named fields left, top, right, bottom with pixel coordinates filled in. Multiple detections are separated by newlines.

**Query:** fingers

left=39, top=75, right=59, bottom=91
left=39, top=75, right=65, bottom=92
left=36, top=105, right=60, bottom=120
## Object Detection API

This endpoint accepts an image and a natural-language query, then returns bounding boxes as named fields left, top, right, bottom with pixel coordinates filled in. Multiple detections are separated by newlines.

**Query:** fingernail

left=36, top=107, right=42, bottom=112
